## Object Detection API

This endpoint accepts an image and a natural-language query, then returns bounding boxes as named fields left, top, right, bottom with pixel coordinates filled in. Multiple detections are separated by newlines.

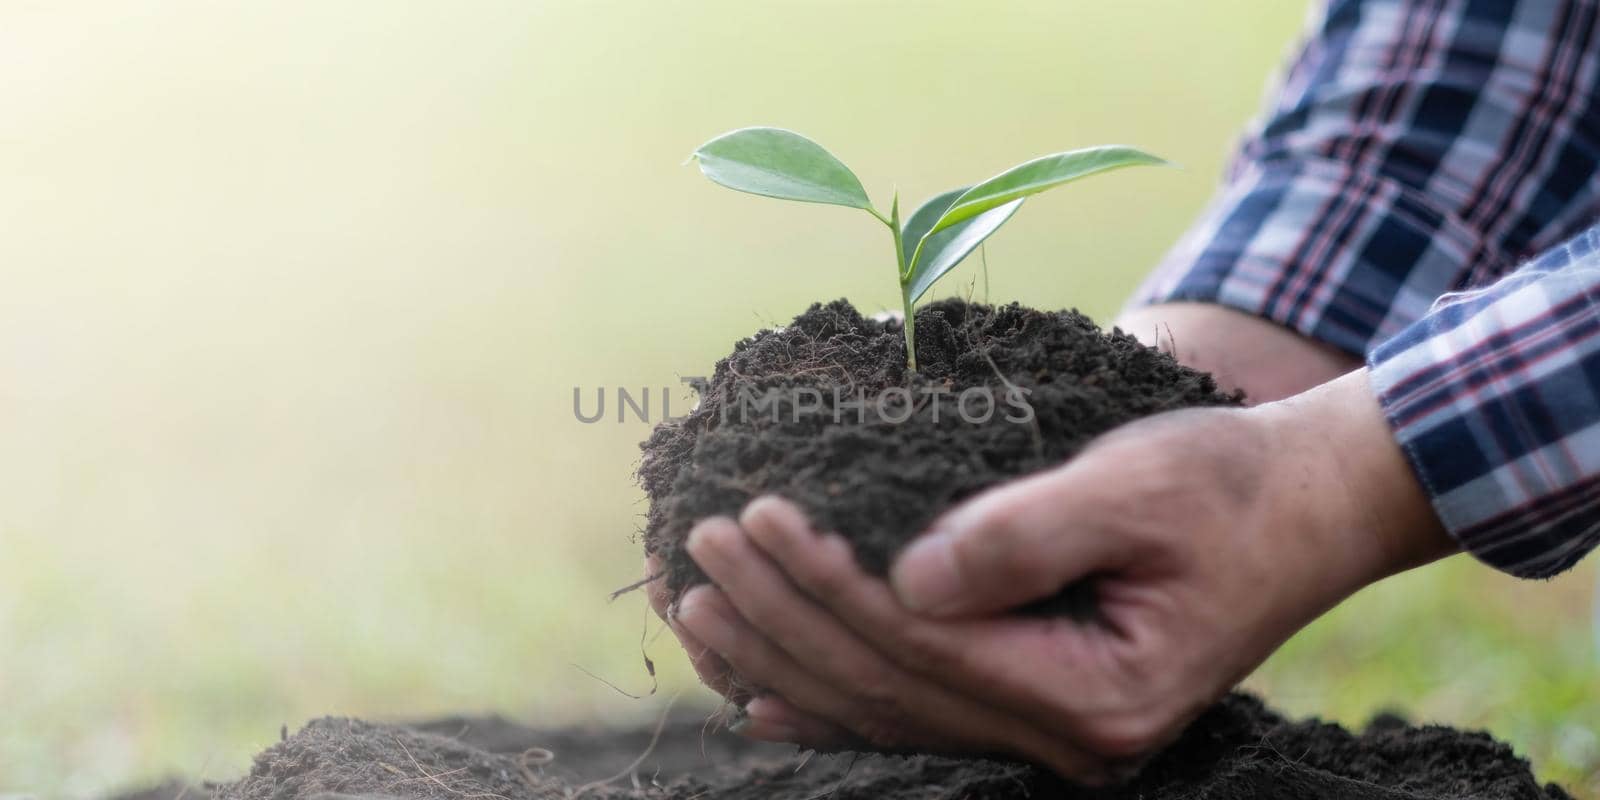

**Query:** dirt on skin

left=129, top=694, right=1569, bottom=799
left=638, top=298, right=1241, bottom=603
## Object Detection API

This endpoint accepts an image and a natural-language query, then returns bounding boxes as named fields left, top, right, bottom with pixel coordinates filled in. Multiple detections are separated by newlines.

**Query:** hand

left=1115, top=302, right=1361, bottom=403
left=648, top=369, right=1454, bottom=783
left=650, top=500, right=1122, bottom=781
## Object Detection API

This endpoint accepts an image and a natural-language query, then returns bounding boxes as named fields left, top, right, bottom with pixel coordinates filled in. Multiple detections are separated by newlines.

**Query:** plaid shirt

left=1136, top=0, right=1600, bottom=578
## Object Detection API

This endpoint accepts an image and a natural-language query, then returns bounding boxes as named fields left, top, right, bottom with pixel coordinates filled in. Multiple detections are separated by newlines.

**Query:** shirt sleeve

left=1134, top=0, right=1600, bottom=357
left=1368, top=224, right=1600, bottom=578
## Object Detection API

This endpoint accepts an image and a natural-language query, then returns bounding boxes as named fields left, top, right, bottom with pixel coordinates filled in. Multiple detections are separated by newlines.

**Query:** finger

left=647, top=548, right=739, bottom=698
left=889, top=467, right=1128, bottom=617
left=687, top=516, right=900, bottom=691
left=693, top=510, right=1112, bottom=779
left=740, top=497, right=997, bottom=683
left=742, top=496, right=1129, bottom=757
left=682, top=585, right=1111, bottom=781
left=675, top=585, right=892, bottom=743
left=668, top=615, right=737, bottom=698
left=738, top=695, right=856, bottom=749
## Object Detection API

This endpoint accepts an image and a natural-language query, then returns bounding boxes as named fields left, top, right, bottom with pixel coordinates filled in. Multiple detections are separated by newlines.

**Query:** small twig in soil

left=975, top=343, right=1043, bottom=457
left=802, top=752, right=860, bottom=800
left=646, top=616, right=671, bottom=646
left=516, top=746, right=556, bottom=791
left=1243, top=732, right=1312, bottom=766
left=980, top=243, right=991, bottom=302
left=567, top=693, right=679, bottom=800
left=1007, top=767, right=1033, bottom=797
left=701, top=698, right=741, bottom=759
left=609, top=571, right=664, bottom=602
left=571, top=597, right=663, bottom=700
left=638, top=599, right=659, bottom=688
left=391, top=735, right=508, bottom=800
left=571, top=662, right=655, bottom=700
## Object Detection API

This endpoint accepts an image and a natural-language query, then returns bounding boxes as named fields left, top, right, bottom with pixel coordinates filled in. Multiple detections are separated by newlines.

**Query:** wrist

left=1251, top=369, right=1455, bottom=598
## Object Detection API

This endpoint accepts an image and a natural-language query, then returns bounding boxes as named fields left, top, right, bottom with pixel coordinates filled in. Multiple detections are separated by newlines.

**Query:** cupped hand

left=647, top=370, right=1453, bottom=783
left=650, top=501, right=1118, bottom=781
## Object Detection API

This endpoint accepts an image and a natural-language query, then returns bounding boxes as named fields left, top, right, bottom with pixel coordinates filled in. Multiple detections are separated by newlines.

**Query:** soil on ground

left=638, top=298, right=1240, bottom=602
left=126, top=693, right=1570, bottom=799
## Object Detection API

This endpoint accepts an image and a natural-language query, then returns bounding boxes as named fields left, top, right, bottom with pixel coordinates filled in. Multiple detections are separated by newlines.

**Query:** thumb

left=889, top=467, right=1120, bottom=617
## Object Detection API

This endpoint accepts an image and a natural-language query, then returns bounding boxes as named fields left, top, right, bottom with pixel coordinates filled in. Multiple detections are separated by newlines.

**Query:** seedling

left=689, top=127, right=1169, bottom=370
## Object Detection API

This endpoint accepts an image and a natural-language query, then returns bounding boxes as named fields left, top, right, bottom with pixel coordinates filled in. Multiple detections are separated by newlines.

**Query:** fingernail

left=890, top=529, right=963, bottom=614
left=685, top=524, right=713, bottom=556
left=738, top=495, right=780, bottom=529
left=738, top=703, right=804, bottom=742
left=686, top=518, right=737, bottom=562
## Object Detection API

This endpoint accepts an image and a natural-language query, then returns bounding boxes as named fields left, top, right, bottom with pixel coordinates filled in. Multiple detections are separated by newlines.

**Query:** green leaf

left=690, top=127, right=874, bottom=211
left=901, top=187, right=1022, bottom=304
left=927, top=145, right=1168, bottom=236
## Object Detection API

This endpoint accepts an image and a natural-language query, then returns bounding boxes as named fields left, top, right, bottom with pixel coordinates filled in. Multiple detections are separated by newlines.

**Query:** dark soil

left=639, top=298, right=1241, bottom=602
left=126, top=693, right=1570, bottom=799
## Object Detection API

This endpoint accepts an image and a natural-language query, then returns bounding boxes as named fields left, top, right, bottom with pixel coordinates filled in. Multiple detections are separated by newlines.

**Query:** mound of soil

left=639, top=298, right=1240, bottom=602
left=134, top=693, right=1568, bottom=799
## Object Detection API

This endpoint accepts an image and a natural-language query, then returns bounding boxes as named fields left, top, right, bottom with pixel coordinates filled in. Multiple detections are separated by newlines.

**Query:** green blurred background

left=1, top=1, right=1595, bottom=796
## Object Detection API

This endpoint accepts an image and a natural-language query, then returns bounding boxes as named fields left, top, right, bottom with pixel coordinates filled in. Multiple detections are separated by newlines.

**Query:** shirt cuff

left=1366, top=225, right=1600, bottom=579
left=1133, top=159, right=1502, bottom=358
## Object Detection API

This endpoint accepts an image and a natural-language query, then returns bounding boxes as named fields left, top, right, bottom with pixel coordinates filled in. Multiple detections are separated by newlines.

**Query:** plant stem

left=901, top=287, right=917, bottom=372
left=887, top=192, right=917, bottom=372
left=980, top=243, right=990, bottom=303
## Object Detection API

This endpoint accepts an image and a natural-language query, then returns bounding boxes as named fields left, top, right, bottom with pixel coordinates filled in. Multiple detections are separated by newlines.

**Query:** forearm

left=1115, top=302, right=1360, bottom=403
